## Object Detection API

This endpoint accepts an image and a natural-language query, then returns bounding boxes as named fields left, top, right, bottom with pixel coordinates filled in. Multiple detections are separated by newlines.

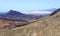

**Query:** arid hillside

left=0, top=8, right=60, bottom=36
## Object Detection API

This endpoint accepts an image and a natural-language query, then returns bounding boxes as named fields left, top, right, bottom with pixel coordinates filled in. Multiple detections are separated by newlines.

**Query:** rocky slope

left=0, top=8, right=60, bottom=36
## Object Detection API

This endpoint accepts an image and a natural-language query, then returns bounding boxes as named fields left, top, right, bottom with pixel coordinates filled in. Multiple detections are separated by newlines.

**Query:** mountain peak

left=7, top=10, right=22, bottom=16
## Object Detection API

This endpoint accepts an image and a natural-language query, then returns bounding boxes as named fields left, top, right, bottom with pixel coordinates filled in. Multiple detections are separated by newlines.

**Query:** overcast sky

left=0, top=0, right=60, bottom=12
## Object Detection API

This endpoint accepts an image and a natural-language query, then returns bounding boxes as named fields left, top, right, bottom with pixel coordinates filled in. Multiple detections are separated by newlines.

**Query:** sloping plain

left=0, top=9, right=60, bottom=36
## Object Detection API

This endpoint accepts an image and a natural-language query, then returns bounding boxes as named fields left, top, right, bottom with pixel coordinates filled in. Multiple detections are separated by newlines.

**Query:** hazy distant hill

left=0, top=10, right=30, bottom=20
left=43, top=8, right=57, bottom=12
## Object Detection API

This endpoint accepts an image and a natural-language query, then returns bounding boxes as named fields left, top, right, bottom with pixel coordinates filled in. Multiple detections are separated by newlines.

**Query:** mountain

left=0, top=8, right=55, bottom=16
left=6, top=10, right=24, bottom=16
left=0, top=10, right=44, bottom=20
left=0, top=8, right=60, bottom=36
left=0, top=10, right=27, bottom=20
left=0, top=10, right=28, bottom=21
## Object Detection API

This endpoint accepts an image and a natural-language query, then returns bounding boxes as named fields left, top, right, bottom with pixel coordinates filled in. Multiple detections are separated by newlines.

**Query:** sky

left=0, top=0, right=60, bottom=12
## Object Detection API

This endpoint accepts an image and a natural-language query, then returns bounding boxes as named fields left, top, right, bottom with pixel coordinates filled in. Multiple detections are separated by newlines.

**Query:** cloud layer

left=21, top=11, right=52, bottom=15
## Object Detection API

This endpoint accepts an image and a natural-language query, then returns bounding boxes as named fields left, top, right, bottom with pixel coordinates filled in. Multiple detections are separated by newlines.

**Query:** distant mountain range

left=0, top=10, right=44, bottom=21
left=0, top=8, right=57, bottom=14
left=0, top=8, right=57, bottom=21
left=43, top=8, right=57, bottom=12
